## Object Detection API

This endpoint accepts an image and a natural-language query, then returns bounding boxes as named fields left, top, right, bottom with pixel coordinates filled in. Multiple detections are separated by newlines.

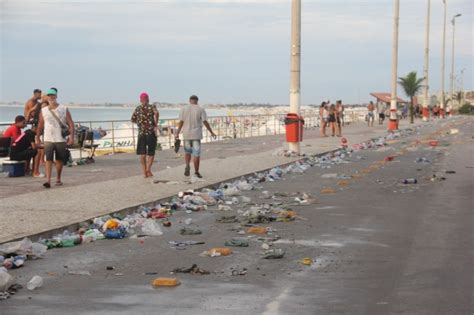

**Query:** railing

left=0, top=111, right=365, bottom=155
left=73, top=113, right=320, bottom=153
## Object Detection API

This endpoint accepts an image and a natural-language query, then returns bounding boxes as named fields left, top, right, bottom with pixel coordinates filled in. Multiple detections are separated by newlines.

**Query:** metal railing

left=0, top=111, right=365, bottom=155
left=72, top=113, right=320, bottom=153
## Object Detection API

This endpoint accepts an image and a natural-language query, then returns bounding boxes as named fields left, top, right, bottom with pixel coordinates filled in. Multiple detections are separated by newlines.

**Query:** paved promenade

left=0, top=120, right=421, bottom=243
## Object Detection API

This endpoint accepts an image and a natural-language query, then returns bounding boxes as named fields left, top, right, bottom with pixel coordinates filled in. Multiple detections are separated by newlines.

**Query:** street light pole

left=460, top=68, right=465, bottom=106
left=422, top=0, right=431, bottom=122
left=289, top=0, right=301, bottom=154
left=388, top=0, right=400, bottom=131
left=450, top=13, right=462, bottom=115
left=440, top=0, right=447, bottom=118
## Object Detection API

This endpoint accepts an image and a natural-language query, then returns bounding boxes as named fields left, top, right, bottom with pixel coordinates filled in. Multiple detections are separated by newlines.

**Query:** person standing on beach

left=328, top=104, right=338, bottom=137
left=131, top=92, right=159, bottom=178
left=367, top=101, right=375, bottom=127
left=335, top=100, right=344, bottom=136
left=175, top=95, right=216, bottom=179
left=319, top=102, right=328, bottom=137
left=36, top=88, right=74, bottom=188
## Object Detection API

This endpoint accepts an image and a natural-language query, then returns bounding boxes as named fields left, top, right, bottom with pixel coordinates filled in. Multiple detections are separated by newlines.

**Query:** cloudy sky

left=0, top=0, right=472, bottom=104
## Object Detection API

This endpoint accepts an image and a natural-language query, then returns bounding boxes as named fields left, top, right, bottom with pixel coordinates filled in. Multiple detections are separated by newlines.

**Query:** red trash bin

left=285, top=113, right=304, bottom=142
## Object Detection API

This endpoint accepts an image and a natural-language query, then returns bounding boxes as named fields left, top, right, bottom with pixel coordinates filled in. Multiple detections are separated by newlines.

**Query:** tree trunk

left=409, top=97, right=414, bottom=124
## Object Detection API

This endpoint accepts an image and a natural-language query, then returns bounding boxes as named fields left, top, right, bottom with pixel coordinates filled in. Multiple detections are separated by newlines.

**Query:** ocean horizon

left=0, top=105, right=248, bottom=125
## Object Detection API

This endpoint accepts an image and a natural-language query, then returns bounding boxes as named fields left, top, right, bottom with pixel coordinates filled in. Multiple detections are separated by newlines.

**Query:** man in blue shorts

left=175, top=95, right=216, bottom=178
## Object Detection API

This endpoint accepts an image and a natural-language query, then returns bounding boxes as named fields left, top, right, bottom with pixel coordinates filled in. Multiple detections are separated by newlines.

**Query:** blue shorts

left=184, top=140, right=201, bottom=157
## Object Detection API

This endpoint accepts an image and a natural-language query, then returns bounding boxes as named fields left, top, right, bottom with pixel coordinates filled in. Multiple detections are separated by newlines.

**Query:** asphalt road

left=2, top=117, right=473, bottom=315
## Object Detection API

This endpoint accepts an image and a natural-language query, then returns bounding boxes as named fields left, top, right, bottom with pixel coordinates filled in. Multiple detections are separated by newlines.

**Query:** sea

left=0, top=105, right=245, bottom=125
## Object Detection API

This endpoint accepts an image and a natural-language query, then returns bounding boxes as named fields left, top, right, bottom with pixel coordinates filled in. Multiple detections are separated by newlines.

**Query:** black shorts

left=10, top=148, right=38, bottom=161
left=137, top=134, right=157, bottom=156
left=44, top=142, right=67, bottom=162
left=379, top=113, right=385, bottom=119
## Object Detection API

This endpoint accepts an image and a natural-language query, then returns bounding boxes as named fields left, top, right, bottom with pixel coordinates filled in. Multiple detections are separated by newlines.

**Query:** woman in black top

left=328, top=104, right=338, bottom=137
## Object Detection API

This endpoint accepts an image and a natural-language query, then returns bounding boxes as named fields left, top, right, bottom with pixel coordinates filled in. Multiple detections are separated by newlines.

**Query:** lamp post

left=388, top=0, right=400, bottom=131
left=460, top=68, right=465, bottom=106
left=440, top=0, right=447, bottom=118
left=422, top=0, right=431, bottom=121
left=449, top=13, right=462, bottom=115
left=288, top=0, right=301, bottom=154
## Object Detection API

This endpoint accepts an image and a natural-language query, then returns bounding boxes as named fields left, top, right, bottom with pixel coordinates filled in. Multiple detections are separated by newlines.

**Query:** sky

left=0, top=0, right=472, bottom=105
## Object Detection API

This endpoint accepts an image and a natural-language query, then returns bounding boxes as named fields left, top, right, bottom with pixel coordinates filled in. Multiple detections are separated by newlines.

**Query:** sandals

left=43, top=182, right=51, bottom=189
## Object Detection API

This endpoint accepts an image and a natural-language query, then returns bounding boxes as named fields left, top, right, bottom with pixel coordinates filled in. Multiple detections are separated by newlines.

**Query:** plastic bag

left=141, top=219, right=163, bottom=236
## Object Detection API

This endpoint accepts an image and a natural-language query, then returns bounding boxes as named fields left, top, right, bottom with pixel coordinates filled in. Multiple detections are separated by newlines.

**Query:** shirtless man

left=24, top=89, right=45, bottom=177
left=367, top=101, right=375, bottom=127
left=24, top=89, right=42, bottom=126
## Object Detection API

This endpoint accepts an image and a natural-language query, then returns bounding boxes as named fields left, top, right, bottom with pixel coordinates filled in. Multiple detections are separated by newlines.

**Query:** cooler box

left=2, top=160, right=26, bottom=177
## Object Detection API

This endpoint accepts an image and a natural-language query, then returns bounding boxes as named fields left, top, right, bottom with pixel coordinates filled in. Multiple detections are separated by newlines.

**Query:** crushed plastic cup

left=26, top=275, right=43, bottom=291
left=184, top=218, right=193, bottom=225
left=152, top=278, right=180, bottom=287
left=207, top=248, right=232, bottom=257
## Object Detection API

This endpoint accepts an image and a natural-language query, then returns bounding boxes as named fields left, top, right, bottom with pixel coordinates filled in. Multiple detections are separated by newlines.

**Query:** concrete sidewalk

left=0, top=120, right=421, bottom=243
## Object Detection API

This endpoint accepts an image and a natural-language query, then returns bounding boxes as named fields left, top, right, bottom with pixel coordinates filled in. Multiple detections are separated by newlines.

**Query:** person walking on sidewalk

left=36, top=88, right=74, bottom=188
left=131, top=92, right=159, bottom=178
left=175, top=95, right=216, bottom=179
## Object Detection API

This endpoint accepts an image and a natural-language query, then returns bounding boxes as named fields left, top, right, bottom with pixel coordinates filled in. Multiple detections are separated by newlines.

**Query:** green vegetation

left=458, top=103, right=474, bottom=115
left=398, top=71, right=424, bottom=124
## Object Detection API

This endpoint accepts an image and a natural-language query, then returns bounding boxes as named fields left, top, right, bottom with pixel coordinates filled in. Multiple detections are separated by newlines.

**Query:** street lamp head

left=455, top=13, right=462, bottom=17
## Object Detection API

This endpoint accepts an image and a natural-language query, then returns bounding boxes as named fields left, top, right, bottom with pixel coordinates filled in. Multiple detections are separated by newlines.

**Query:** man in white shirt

left=175, top=95, right=216, bottom=179
left=36, top=88, right=74, bottom=188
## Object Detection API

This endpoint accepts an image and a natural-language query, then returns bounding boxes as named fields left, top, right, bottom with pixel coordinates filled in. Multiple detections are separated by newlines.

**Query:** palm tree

left=398, top=71, right=424, bottom=123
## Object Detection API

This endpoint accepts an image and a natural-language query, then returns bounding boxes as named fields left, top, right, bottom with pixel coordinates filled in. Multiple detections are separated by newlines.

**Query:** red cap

left=140, top=92, right=149, bottom=100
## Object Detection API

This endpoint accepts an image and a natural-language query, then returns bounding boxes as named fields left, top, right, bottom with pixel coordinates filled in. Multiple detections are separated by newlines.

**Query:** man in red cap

left=131, top=92, right=159, bottom=178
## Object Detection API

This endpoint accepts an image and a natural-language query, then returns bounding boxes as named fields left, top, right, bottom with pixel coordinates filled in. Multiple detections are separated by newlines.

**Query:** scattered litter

left=299, top=257, right=313, bottom=266
left=68, top=270, right=91, bottom=276
left=26, top=275, right=43, bottom=291
left=402, top=178, right=418, bottom=184
left=141, top=219, right=163, bottom=236
left=247, top=227, right=268, bottom=235
left=430, top=174, right=446, bottom=182
left=217, top=205, right=233, bottom=212
left=202, top=248, right=232, bottom=257
left=169, top=240, right=205, bottom=250
left=224, top=239, right=249, bottom=247
left=231, top=267, right=248, bottom=276
left=152, top=278, right=180, bottom=287
left=445, top=170, right=456, bottom=174
left=216, top=215, right=239, bottom=223
left=172, top=264, right=210, bottom=275
left=263, top=248, right=285, bottom=259
left=179, top=228, right=202, bottom=235
left=321, top=188, right=336, bottom=194
left=415, top=157, right=431, bottom=164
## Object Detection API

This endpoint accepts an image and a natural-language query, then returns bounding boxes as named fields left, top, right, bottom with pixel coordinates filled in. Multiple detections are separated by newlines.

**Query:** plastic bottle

left=26, top=275, right=43, bottom=291
left=402, top=178, right=418, bottom=184
left=0, top=268, right=13, bottom=292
